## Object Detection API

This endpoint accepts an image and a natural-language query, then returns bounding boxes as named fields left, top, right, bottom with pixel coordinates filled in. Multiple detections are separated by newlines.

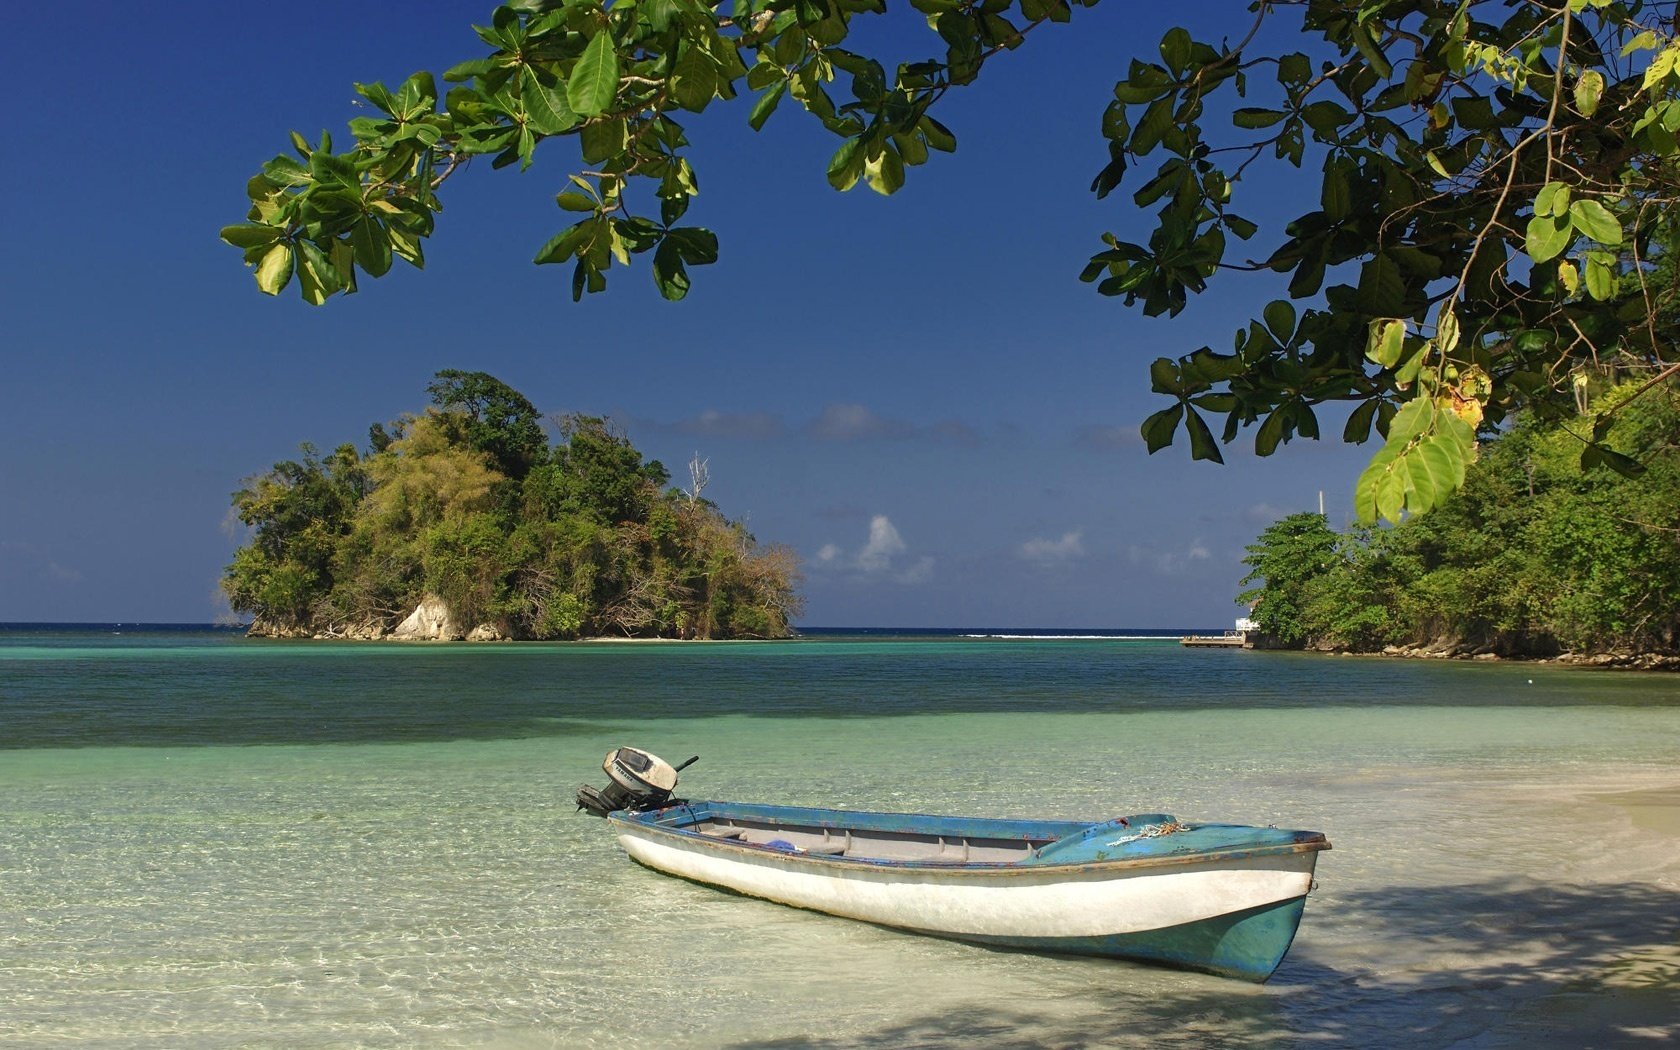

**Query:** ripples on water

left=1, top=627, right=1678, bottom=1048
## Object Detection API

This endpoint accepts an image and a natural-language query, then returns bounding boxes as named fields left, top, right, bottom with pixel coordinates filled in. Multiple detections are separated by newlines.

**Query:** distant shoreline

left=0, top=622, right=1223, bottom=641
left=1279, top=640, right=1680, bottom=672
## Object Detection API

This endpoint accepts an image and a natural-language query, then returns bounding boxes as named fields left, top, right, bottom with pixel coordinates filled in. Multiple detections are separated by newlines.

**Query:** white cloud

left=1073, top=424, right=1136, bottom=451
left=897, top=556, right=935, bottom=584
left=814, top=514, right=932, bottom=584
left=1126, top=538, right=1216, bottom=575
left=808, top=403, right=914, bottom=442
left=1020, top=529, right=1086, bottom=564
left=857, top=515, right=907, bottom=571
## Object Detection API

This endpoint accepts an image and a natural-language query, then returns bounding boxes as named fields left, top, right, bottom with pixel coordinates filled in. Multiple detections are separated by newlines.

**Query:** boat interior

left=690, top=816, right=1054, bottom=863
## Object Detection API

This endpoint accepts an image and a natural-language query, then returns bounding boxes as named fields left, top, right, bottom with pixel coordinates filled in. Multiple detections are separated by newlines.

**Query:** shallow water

left=2, top=628, right=1678, bottom=1047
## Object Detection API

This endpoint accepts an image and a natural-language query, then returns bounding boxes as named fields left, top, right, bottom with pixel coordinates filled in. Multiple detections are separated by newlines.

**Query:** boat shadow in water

left=725, top=879, right=1680, bottom=1049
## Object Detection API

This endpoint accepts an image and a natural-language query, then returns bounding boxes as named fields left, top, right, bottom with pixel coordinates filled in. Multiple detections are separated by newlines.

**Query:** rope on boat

left=1105, top=820, right=1188, bottom=846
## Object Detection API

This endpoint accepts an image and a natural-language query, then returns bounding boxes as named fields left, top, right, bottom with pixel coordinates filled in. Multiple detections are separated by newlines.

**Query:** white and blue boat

left=578, top=748, right=1330, bottom=982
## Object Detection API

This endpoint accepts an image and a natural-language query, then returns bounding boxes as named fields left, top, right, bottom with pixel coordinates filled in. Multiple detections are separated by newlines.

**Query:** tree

left=426, top=369, right=548, bottom=479
left=224, top=443, right=368, bottom=628
left=1237, top=511, right=1340, bottom=646
left=1240, top=380, right=1680, bottom=654
left=224, top=1, right=1680, bottom=519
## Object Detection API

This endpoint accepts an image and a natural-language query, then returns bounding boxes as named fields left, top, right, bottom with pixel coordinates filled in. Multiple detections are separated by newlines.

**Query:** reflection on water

left=1, top=632, right=1678, bottom=1047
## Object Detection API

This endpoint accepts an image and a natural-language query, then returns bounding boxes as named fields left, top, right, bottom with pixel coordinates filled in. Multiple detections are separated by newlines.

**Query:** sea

left=2, top=624, right=1678, bottom=1049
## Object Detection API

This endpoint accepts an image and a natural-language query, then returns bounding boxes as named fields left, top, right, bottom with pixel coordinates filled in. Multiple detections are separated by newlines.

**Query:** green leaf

left=556, top=191, right=597, bottom=213
left=1585, top=252, right=1615, bottom=300
left=1159, top=27, right=1192, bottom=76
left=1583, top=444, right=1646, bottom=478
left=1574, top=69, right=1604, bottom=118
left=533, top=221, right=593, bottom=264
left=1394, top=339, right=1427, bottom=389
left=920, top=117, right=957, bottom=153
left=1351, top=22, right=1393, bottom=80
left=523, top=71, right=578, bottom=134
left=1343, top=398, right=1380, bottom=443
left=1232, top=108, right=1287, bottom=129
left=652, top=238, right=691, bottom=300
left=748, top=81, right=786, bottom=131
left=1183, top=406, right=1223, bottom=463
left=827, top=137, right=864, bottom=191
left=568, top=31, right=620, bottom=118
left=253, top=242, right=294, bottom=296
left=864, top=144, right=905, bottom=195
left=1149, top=356, right=1184, bottom=395
left=1353, top=402, right=1473, bottom=524
left=1535, top=181, right=1570, bottom=218
left=1436, top=305, right=1459, bottom=354
left=1569, top=199, right=1622, bottom=246
left=1524, top=214, right=1571, bottom=263
left=295, top=240, right=341, bottom=306
left=350, top=216, right=392, bottom=277
left=1367, top=319, right=1407, bottom=368
left=666, top=226, right=719, bottom=265
left=672, top=45, right=718, bottom=112
left=1140, top=403, right=1183, bottom=453
left=220, top=224, right=282, bottom=249
left=1255, top=408, right=1288, bottom=456
left=1263, top=300, right=1296, bottom=343
left=579, top=117, right=626, bottom=164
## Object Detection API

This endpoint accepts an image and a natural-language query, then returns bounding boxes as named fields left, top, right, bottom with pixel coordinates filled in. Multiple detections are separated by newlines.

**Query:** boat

left=577, top=748, right=1331, bottom=981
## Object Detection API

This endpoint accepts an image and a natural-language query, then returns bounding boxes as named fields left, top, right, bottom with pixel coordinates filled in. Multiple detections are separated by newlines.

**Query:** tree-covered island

left=1238, top=381, right=1680, bottom=668
left=223, top=371, right=802, bottom=640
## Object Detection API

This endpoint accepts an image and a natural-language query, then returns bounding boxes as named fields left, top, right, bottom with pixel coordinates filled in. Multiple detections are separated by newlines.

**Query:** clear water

left=2, top=627, right=1678, bottom=1048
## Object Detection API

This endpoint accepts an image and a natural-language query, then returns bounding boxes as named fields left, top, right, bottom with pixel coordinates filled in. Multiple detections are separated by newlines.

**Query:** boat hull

left=609, top=806, right=1323, bottom=981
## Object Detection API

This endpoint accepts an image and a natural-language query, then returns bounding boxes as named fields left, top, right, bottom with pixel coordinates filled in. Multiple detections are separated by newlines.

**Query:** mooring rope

left=1106, top=820, right=1188, bottom=846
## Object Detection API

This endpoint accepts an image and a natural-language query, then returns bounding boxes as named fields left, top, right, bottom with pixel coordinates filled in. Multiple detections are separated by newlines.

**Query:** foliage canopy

left=1238, top=381, right=1680, bottom=655
left=225, top=371, right=802, bottom=639
left=225, top=0, right=1680, bottom=520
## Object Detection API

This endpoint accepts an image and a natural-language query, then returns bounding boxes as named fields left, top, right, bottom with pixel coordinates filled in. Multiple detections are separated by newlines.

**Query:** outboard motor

left=576, top=747, right=697, bottom=817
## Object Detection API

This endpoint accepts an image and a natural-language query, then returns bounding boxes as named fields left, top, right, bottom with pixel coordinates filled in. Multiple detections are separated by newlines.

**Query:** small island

left=1238, top=379, right=1680, bottom=669
left=224, top=371, right=801, bottom=641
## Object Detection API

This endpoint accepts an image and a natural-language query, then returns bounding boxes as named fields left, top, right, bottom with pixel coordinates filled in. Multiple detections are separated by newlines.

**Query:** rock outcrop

left=247, top=617, right=313, bottom=639
left=389, top=595, right=465, bottom=641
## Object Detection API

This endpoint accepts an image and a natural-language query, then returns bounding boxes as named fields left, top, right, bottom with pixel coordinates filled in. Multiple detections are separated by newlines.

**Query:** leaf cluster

left=224, top=0, right=1094, bottom=304
left=1096, top=1, right=1680, bottom=521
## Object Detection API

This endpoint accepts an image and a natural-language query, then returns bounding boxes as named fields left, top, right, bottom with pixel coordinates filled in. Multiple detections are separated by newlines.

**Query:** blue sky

left=1, top=2, right=1374, bottom=627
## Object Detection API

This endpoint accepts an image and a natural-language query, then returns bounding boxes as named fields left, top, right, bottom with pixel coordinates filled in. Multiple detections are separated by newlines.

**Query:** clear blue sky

left=1, top=2, right=1373, bottom=627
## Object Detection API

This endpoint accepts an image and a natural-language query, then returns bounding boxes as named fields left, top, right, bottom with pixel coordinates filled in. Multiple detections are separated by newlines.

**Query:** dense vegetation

left=1238, top=380, right=1680, bottom=657
left=224, top=371, right=802, bottom=639
left=225, top=2, right=1680, bottom=520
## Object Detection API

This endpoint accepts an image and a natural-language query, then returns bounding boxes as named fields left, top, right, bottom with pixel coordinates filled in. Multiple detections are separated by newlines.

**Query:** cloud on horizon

left=1125, top=539, right=1215, bottom=576
left=1019, top=529, right=1086, bottom=565
left=634, top=404, right=983, bottom=447
left=815, top=514, right=934, bottom=584
left=1073, top=424, right=1138, bottom=451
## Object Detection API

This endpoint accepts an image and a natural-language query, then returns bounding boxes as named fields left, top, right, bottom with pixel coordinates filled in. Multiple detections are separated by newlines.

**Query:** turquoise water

left=3, top=628, right=1679, bottom=1047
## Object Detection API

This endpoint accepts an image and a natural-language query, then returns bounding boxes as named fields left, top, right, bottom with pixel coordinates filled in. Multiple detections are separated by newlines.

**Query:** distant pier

left=1180, top=618, right=1258, bottom=649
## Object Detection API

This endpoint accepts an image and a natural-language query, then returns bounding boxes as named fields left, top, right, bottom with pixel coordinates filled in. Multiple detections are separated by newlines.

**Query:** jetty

left=1181, top=618, right=1257, bottom=649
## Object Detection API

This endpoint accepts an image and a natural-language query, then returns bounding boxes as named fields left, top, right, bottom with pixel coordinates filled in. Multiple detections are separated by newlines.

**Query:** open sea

left=3, top=624, right=1678, bottom=1048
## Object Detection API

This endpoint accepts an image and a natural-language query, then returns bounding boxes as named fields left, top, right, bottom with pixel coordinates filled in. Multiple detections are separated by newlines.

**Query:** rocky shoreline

left=1353, top=640, right=1680, bottom=671
left=249, top=594, right=512, bottom=643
